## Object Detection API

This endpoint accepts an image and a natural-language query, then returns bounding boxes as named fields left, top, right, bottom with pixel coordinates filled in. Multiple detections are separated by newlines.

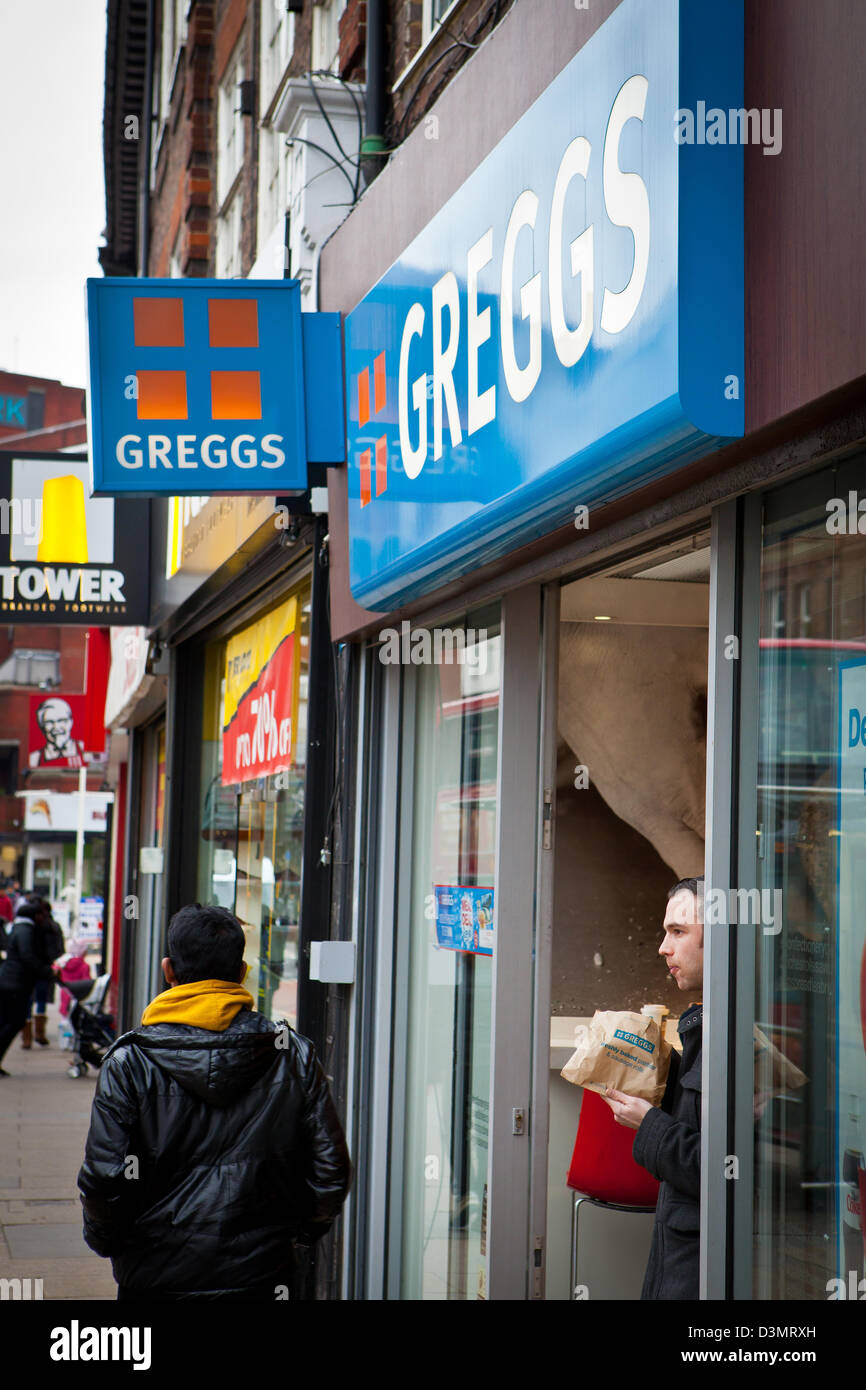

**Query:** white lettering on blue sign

left=398, top=77, right=651, bottom=481
left=114, top=434, right=286, bottom=470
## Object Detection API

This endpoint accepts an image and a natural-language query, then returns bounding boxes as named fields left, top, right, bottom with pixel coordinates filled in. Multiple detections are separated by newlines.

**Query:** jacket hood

left=113, top=1009, right=284, bottom=1108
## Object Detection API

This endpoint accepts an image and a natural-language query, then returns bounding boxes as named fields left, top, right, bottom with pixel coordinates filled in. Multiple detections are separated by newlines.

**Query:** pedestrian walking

left=20, top=911, right=65, bottom=1048
left=0, top=896, right=62, bottom=1073
left=78, top=902, right=352, bottom=1300
left=0, top=879, right=14, bottom=929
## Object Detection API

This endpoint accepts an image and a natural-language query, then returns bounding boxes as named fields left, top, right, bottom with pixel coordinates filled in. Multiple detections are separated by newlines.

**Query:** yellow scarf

left=141, top=979, right=255, bottom=1031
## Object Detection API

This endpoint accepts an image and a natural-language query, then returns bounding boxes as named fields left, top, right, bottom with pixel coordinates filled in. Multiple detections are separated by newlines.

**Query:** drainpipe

left=139, top=0, right=156, bottom=275
left=360, top=0, right=387, bottom=182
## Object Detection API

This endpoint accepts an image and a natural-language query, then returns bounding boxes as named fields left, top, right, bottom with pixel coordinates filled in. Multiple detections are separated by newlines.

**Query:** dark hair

left=667, top=877, right=704, bottom=901
left=167, top=903, right=245, bottom=984
left=17, top=894, right=49, bottom=921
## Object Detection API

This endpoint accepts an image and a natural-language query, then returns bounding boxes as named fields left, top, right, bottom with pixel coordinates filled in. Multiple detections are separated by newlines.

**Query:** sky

left=0, top=1, right=107, bottom=390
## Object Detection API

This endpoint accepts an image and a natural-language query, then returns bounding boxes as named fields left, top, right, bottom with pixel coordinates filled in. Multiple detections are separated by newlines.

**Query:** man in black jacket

left=78, top=903, right=351, bottom=1300
left=0, top=895, right=61, bottom=1072
left=603, top=878, right=704, bottom=1300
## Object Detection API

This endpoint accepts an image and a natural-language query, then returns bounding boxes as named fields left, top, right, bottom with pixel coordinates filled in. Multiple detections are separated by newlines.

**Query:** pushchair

left=64, top=973, right=115, bottom=1078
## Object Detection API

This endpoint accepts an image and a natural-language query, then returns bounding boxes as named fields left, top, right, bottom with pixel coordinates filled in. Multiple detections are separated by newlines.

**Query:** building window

left=153, top=0, right=188, bottom=178
left=257, top=131, right=290, bottom=266
left=311, top=0, right=347, bottom=74
left=0, top=649, right=60, bottom=688
left=422, top=0, right=457, bottom=43
left=260, top=0, right=295, bottom=109
left=0, top=744, right=18, bottom=794
left=217, top=42, right=245, bottom=208
left=215, top=189, right=243, bottom=279
left=168, top=224, right=183, bottom=279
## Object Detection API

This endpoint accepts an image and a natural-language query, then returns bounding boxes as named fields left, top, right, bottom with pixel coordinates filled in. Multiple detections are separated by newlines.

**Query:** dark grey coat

left=632, top=1002, right=702, bottom=1300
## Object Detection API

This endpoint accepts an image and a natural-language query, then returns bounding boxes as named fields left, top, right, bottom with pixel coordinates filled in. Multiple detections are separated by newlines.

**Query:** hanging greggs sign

left=85, top=279, right=344, bottom=497
left=221, top=598, right=300, bottom=786
left=345, top=0, right=745, bottom=608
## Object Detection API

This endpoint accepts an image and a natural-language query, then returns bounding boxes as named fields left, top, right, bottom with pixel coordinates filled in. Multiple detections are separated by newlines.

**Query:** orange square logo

left=137, top=370, right=188, bottom=419
left=208, top=299, right=259, bottom=348
left=210, top=371, right=262, bottom=420
left=374, top=351, right=386, bottom=414
left=375, top=435, right=387, bottom=496
left=360, top=447, right=372, bottom=507
left=358, top=369, right=370, bottom=427
left=134, top=298, right=184, bottom=347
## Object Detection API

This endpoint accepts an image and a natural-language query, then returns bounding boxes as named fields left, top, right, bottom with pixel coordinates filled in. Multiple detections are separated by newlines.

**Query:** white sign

left=20, top=791, right=113, bottom=833
left=139, top=846, right=164, bottom=875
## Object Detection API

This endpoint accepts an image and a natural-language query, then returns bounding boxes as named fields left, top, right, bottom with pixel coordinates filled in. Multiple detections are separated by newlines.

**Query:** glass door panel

left=399, top=617, right=501, bottom=1299
left=754, top=462, right=866, bottom=1298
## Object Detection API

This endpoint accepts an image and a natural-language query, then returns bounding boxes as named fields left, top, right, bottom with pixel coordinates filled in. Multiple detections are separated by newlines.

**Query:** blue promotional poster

left=434, top=885, right=495, bottom=956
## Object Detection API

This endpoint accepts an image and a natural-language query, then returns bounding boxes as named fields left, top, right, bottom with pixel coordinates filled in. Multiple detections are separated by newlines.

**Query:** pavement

left=0, top=1002, right=118, bottom=1300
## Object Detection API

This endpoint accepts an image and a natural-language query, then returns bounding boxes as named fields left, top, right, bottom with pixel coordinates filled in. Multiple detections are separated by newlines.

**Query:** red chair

left=567, top=1088, right=659, bottom=1299
left=567, top=1087, right=660, bottom=1206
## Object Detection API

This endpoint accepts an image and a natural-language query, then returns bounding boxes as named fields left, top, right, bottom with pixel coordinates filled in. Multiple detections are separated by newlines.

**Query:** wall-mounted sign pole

left=73, top=762, right=86, bottom=935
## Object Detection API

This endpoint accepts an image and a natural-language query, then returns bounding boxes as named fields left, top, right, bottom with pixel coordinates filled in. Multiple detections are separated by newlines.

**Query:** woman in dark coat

left=0, top=896, right=60, bottom=1073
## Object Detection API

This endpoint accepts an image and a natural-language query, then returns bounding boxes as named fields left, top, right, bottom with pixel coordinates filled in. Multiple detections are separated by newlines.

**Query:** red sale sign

left=221, top=598, right=300, bottom=786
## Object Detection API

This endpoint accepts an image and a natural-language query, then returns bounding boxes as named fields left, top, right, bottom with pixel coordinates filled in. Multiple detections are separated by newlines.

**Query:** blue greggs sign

left=345, top=0, right=744, bottom=609
left=86, top=278, right=344, bottom=496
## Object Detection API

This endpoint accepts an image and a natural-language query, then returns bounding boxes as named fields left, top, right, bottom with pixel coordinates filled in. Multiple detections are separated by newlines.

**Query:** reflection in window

left=398, top=611, right=500, bottom=1300
left=755, top=469, right=866, bottom=1299
left=197, top=584, right=310, bottom=1030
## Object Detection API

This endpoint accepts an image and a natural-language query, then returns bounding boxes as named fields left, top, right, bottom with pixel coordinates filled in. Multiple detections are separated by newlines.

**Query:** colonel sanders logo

left=28, top=698, right=87, bottom=768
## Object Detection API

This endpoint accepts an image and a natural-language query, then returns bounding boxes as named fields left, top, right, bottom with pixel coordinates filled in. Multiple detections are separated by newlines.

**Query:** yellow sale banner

left=222, top=597, right=299, bottom=785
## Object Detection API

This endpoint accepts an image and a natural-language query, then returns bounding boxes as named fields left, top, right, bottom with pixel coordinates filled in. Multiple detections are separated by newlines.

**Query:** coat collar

left=678, top=1002, right=703, bottom=1033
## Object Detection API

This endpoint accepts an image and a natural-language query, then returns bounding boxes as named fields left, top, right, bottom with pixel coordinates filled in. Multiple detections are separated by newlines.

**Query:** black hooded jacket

left=632, top=1002, right=702, bottom=1300
left=0, top=907, right=60, bottom=995
left=77, top=1008, right=351, bottom=1297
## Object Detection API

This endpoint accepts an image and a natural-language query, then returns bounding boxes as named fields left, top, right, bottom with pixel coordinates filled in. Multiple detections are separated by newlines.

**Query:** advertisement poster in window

left=221, top=597, right=300, bottom=786
left=433, top=885, right=494, bottom=956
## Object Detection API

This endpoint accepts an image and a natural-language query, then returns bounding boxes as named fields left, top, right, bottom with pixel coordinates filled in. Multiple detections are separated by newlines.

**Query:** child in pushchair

left=63, top=973, right=115, bottom=1078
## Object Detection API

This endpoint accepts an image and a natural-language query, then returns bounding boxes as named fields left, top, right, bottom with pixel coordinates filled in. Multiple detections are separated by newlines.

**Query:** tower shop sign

left=0, top=453, right=148, bottom=625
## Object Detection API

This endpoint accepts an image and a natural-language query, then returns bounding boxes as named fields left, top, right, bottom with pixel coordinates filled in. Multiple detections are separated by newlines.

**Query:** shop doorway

left=544, top=530, right=712, bottom=1299
left=26, top=843, right=64, bottom=900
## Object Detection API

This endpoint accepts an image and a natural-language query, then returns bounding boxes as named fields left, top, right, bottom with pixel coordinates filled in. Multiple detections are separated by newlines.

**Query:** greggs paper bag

left=561, top=1010, right=673, bottom=1106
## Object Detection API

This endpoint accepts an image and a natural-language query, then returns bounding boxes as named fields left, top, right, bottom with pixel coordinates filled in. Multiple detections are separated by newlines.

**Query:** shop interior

left=548, top=530, right=711, bottom=1299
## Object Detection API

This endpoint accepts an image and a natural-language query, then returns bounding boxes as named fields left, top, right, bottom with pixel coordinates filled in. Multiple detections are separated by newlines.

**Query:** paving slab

left=0, top=1004, right=117, bottom=1300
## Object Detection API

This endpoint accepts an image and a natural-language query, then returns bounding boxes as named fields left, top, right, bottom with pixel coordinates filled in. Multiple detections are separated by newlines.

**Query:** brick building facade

left=103, top=0, right=516, bottom=286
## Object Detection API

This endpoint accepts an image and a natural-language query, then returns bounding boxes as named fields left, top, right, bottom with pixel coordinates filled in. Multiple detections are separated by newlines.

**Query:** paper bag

left=561, top=1009, right=673, bottom=1106
left=754, top=1024, right=808, bottom=1095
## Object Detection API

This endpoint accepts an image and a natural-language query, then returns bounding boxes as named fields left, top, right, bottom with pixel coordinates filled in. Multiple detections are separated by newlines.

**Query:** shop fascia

left=398, top=76, right=651, bottom=476
left=345, top=0, right=745, bottom=610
